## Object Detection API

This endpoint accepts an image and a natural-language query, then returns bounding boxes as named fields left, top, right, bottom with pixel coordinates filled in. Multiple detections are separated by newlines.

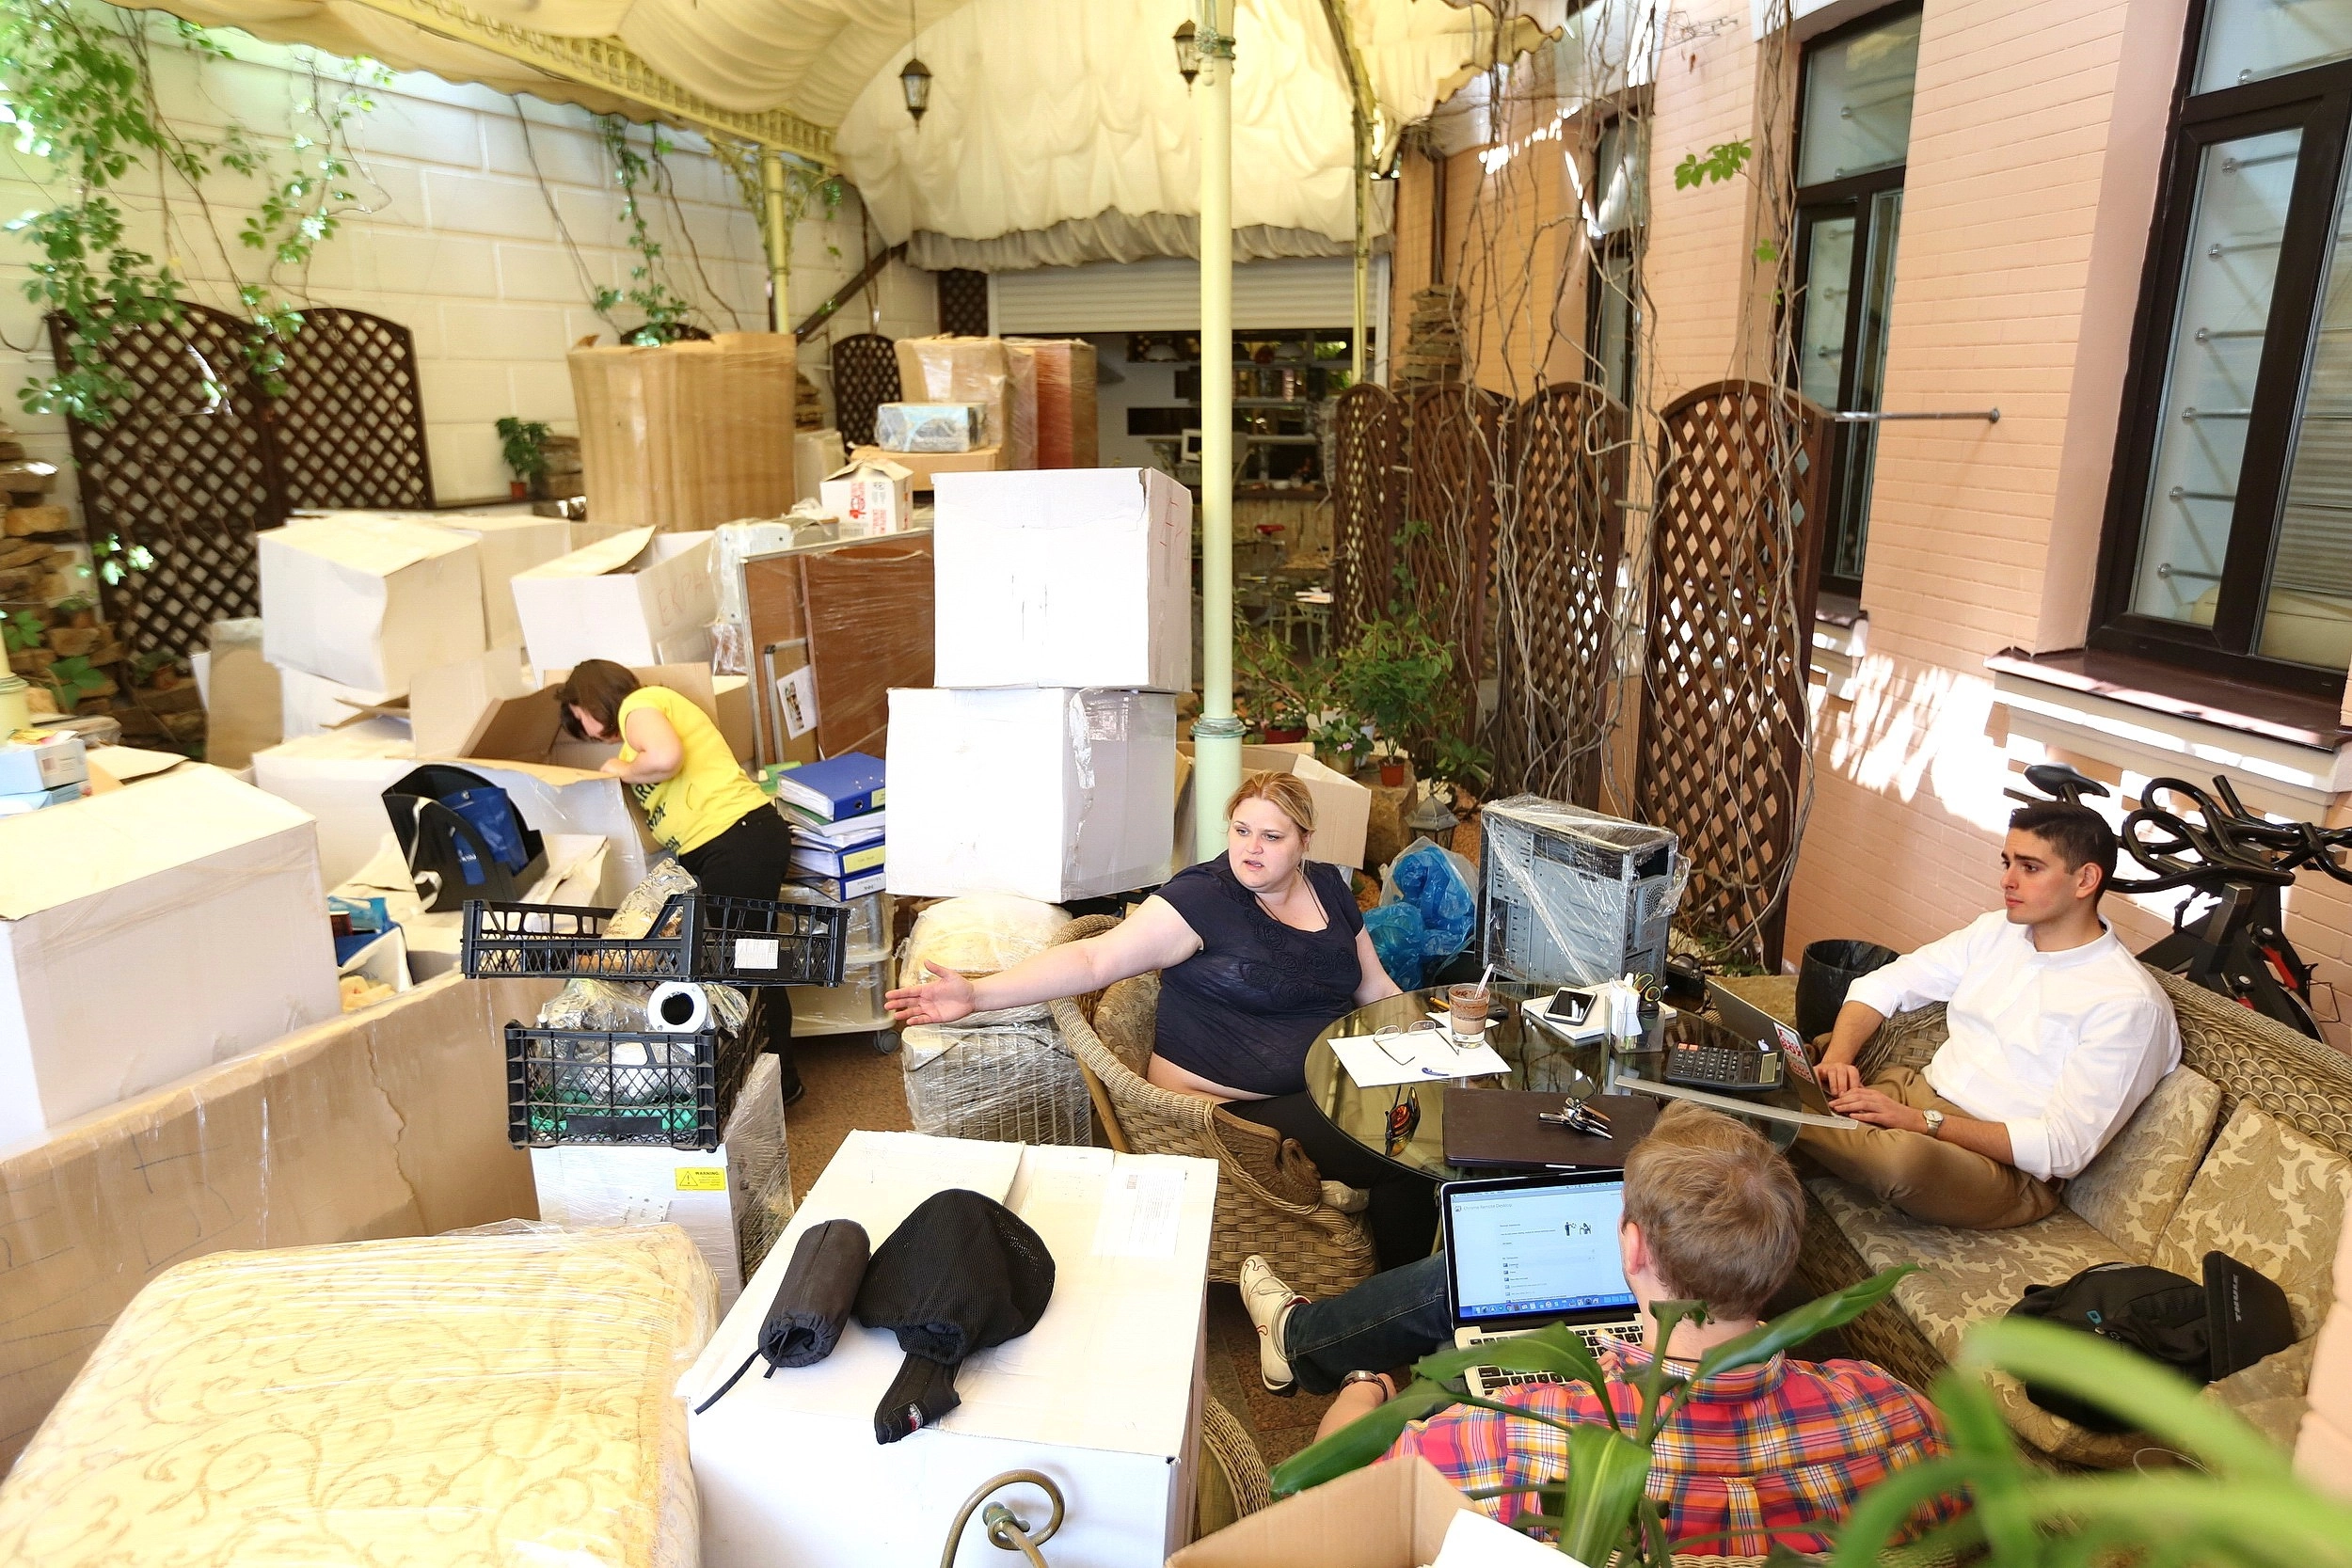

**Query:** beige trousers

left=1796, top=1066, right=2058, bottom=1230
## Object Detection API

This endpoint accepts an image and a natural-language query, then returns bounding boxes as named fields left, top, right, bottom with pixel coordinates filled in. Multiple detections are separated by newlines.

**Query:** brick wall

left=0, top=26, right=933, bottom=512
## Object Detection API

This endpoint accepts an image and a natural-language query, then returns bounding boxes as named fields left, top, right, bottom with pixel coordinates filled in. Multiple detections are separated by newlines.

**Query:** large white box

left=931, top=467, right=1192, bottom=691
left=258, top=515, right=485, bottom=692
left=511, top=526, right=716, bottom=672
left=0, top=766, right=341, bottom=1145
left=277, top=663, right=396, bottom=740
left=682, top=1132, right=1214, bottom=1568
left=887, top=688, right=1176, bottom=903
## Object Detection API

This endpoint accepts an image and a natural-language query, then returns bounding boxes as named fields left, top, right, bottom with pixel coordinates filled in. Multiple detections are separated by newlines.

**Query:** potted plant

left=1422, top=735, right=1494, bottom=812
left=1234, top=624, right=1325, bottom=745
left=496, top=417, right=553, bottom=499
left=1332, top=613, right=1456, bottom=766
left=1308, top=707, right=1374, bottom=776
left=1372, top=738, right=1407, bottom=788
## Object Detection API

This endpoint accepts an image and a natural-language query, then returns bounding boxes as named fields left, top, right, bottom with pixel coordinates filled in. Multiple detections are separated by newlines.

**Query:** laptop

left=1708, top=982, right=1837, bottom=1114
left=1441, top=1171, right=1645, bottom=1402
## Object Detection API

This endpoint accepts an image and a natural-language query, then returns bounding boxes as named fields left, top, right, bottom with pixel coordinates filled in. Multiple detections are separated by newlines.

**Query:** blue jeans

left=1280, top=1253, right=1454, bottom=1394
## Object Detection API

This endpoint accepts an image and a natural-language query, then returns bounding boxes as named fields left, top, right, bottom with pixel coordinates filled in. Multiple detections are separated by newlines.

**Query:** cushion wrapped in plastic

left=0, top=1226, right=716, bottom=1567
left=901, top=1022, right=1092, bottom=1146
left=898, top=895, right=1072, bottom=1026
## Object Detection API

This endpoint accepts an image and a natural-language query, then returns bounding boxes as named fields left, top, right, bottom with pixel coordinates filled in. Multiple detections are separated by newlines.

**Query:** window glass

left=1591, top=119, right=1645, bottom=238
left=1594, top=248, right=1637, bottom=404
left=1797, top=216, right=1854, bottom=407
left=2198, top=0, right=2352, bottom=95
left=2129, top=127, right=2302, bottom=626
left=1798, top=10, right=1922, bottom=187
left=1825, top=189, right=1905, bottom=584
left=2259, top=147, right=2352, bottom=668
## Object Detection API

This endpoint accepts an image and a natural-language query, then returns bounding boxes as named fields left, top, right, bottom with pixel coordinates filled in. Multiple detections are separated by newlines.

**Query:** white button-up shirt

left=1844, top=911, right=2181, bottom=1181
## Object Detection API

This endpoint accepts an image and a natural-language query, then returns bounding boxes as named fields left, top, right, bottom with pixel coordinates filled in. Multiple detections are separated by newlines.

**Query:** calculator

left=1660, top=1019, right=1787, bottom=1095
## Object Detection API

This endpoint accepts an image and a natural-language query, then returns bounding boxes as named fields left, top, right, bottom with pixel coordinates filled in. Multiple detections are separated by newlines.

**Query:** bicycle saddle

left=2022, top=763, right=2109, bottom=803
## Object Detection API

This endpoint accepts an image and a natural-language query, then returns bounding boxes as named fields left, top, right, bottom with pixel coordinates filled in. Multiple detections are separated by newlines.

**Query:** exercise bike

left=2006, top=762, right=2351, bottom=1039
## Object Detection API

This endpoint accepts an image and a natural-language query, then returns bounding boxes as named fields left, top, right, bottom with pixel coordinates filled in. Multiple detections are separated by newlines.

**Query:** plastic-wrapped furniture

left=1046, top=914, right=1375, bottom=1297
left=901, top=1022, right=1091, bottom=1145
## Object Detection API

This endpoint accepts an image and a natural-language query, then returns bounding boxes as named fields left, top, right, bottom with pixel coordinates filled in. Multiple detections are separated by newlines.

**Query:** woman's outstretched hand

left=883, top=960, right=977, bottom=1027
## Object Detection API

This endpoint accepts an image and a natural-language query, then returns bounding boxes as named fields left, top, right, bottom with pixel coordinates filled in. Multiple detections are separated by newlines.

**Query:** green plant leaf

left=1824, top=1454, right=1982, bottom=1568
left=1553, top=1423, right=1651, bottom=1568
left=1926, top=1366, right=2036, bottom=1562
left=1957, top=1316, right=2286, bottom=1480
left=1693, top=1264, right=1916, bottom=1380
left=1267, top=1376, right=1456, bottom=1497
left=1413, top=1322, right=1621, bottom=1430
left=2017, top=1471, right=2352, bottom=1568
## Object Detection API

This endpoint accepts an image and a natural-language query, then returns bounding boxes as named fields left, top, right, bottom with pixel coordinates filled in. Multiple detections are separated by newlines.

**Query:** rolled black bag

left=691, top=1218, right=872, bottom=1413
left=857, top=1189, right=1056, bottom=1444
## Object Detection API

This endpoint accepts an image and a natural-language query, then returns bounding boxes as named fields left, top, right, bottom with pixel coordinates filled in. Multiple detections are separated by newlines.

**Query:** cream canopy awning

left=134, top=0, right=1531, bottom=266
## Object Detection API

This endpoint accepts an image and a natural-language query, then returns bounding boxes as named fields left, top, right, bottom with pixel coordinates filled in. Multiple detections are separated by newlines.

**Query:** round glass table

left=1299, top=984, right=1805, bottom=1181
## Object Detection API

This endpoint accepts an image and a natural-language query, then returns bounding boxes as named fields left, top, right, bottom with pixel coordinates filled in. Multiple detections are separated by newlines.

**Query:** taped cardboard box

left=1166, top=1459, right=1478, bottom=1568
left=278, top=663, right=398, bottom=741
left=849, top=443, right=1005, bottom=493
left=886, top=688, right=1175, bottom=902
left=200, top=618, right=279, bottom=769
left=511, top=526, right=717, bottom=673
left=895, top=335, right=1010, bottom=450
left=0, top=765, right=342, bottom=1148
left=794, top=429, right=845, bottom=505
left=1008, top=337, right=1099, bottom=467
left=933, top=467, right=1191, bottom=691
left=0, top=970, right=551, bottom=1469
left=1172, top=743, right=1370, bottom=873
left=803, top=539, right=935, bottom=758
left=568, top=332, right=799, bottom=532
left=426, top=513, right=633, bottom=650
left=258, top=515, right=485, bottom=692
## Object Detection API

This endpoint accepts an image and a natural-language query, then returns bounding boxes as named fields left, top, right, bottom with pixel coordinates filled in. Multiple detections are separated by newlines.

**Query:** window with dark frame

left=1788, top=3, right=1921, bottom=600
left=2093, top=0, right=2352, bottom=695
left=1583, top=116, right=1643, bottom=406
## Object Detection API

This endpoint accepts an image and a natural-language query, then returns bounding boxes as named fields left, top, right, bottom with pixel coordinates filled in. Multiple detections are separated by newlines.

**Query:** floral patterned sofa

left=1780, top=969, right=2352, bottom=1467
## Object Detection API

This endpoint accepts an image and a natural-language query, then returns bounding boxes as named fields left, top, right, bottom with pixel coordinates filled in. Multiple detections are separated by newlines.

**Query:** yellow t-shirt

left=616, top=686, right=772, bottom=855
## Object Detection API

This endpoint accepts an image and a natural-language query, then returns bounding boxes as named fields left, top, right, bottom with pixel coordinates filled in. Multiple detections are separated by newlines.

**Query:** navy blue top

left=1152, top=856, right=1367, bottom=1097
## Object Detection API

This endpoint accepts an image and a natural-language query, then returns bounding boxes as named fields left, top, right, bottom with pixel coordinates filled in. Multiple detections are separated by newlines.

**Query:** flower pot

left=510, top=481, right=530, bottom=499
left=1379, top=762, right=1406, bottom=786
left=1263, top=726, right=1307, bottom=744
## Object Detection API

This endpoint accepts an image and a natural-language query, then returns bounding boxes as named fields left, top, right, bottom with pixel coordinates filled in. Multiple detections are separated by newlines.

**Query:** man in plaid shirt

left=1243, top=1108, right=1959, bottom=1557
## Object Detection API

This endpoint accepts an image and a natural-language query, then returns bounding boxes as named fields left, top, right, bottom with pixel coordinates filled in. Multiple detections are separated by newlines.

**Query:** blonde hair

left=1620, top=1105, right=1804, bottom=1320
left=1226, top=769, right=1317, bottom=835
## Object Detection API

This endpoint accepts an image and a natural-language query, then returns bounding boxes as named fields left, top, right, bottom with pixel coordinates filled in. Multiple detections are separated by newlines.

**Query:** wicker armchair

left=1046, top=915, right=1377, bottom=1296
left=1794, top=968, right=2352, bottom=1412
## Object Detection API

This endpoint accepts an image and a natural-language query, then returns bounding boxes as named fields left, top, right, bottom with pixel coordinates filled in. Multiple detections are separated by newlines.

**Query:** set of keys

left=1534, top=1099, right=1613, bottom=1140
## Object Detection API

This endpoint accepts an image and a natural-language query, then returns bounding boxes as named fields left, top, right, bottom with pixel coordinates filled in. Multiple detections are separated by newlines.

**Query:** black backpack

left=382, top=765, right=547, bottom=912
left=2008, top=1252, right=2296, bottom=1433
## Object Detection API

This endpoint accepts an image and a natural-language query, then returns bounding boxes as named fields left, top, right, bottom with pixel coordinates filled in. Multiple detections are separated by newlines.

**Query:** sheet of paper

left=1090, top=1166, right=1185, bottom=1258
left=1434, top=1506, right=1590, bottom=1568
left=1332, top=1032, right=1511, bottom=1088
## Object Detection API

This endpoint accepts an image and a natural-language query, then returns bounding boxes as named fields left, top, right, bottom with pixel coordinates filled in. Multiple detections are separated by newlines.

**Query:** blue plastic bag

left=1384, top=840, right=1477, bottom=965
left=1363, top=903, right=1429, bottom=990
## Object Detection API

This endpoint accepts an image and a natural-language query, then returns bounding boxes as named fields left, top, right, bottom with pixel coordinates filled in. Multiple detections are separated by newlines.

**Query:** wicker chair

left=1794, top=968, right=2352, bottom=1414
left=1046, top=915, right=1377, bottom=1296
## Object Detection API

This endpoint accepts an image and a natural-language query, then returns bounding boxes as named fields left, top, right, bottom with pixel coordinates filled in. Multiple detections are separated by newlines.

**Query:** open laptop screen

left=1448, top=1178, right=1636, bottom=1322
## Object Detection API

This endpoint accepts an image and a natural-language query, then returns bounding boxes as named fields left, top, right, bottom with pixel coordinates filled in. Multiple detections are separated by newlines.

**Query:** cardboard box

left=0, top=729, right=87, bottom=794
left=850, top=443, right=1006, bottom=493
left=795, top=429, right=845, bottom=505
left=202, top=618, right=280, bottom=769
left=0, top=970, right=550, bottom=1470
left=895, top=336, right=1011, bottom=451
left=887, top=688, right=1175, bottom=902
left=258, top=515, right=485, bottom=691
left=873, top=403, right=986, bottom=452
left=1167, top=1459, right=1479, bottom=1568
left=278, top=663, right=398, bottom=740
left=1009, top=338, right=1099, bottom=468
left=932, top=467, right=1191, bottom=691
left=423, top=513, right=632, bottom=650
left=820, top=458, right=914, bottom=536
left=684, top=1133, right=1213, bottom=1568
left=1173, top=743, right=1371, bottom=872
left=510, top=526, right=717, bottom=672
left=713, top=673, right=754, bottom=762
left=0, top=766, right=342, bottom=1145
left=567, top=332, right=800, bottom=532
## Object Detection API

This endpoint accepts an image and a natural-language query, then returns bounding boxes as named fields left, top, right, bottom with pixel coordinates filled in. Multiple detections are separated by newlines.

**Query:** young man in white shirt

left=1798, top=801, right=2182, bottom=1228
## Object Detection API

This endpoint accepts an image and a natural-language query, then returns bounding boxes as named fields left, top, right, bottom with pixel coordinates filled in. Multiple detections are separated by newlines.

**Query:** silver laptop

left=1441, top=1171, right=1644, bottom=1402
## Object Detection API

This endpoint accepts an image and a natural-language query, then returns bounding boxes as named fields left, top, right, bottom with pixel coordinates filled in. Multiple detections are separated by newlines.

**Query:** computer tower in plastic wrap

left=1479, top=796, right=1680, bottom=987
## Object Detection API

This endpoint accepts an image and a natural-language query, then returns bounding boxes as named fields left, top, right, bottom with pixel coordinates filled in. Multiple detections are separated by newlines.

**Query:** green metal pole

left=1191, top=0, right=1244, bottom=865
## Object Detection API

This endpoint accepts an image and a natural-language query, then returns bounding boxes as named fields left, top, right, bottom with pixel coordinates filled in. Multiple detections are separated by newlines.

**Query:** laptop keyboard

left=1468, top=1324, right=1618, bottom=1389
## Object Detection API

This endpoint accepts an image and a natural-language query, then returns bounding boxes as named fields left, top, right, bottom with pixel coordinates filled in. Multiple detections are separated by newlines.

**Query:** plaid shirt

left=1383, top=1338, right=1961, bottom=1557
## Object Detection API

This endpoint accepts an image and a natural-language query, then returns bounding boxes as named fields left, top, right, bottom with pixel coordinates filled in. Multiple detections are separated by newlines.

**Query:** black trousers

left=1227, top=1092, right=1438, bottom=1272
left=677, top=806, right=796, bottom=1079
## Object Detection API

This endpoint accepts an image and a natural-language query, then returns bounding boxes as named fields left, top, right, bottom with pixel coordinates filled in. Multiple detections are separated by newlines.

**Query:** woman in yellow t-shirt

left=554, top=658, right=800, bottom=1101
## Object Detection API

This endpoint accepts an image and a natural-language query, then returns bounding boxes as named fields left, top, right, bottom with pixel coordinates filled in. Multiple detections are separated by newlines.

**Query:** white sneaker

left=1321, top=1181, right=1370, bottom=1214
left=1239, top=1255, right=1306, bottom=1395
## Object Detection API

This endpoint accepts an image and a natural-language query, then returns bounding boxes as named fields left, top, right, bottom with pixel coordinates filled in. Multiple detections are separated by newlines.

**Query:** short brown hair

left=2008, top=800, right=2119, bottom=902
left=1226, top=769, right=1316, bottom=835
left=551, top=658, right=639, bottom=740
left=1620, top=1105, right=1804, bottom=1320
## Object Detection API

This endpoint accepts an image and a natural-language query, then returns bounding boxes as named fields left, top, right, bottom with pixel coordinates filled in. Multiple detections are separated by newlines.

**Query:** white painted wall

left=0, top=24, right=934, bottom=515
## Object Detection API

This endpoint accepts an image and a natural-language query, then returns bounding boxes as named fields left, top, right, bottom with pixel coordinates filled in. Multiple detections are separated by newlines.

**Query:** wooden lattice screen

left=936, top=270, right=990, bottom=336
left=51, top=303, right=436, bottom=658
left=1488, top=383, right=1627, bottom=805
left=1403, top=383, right=1504, bottom=733
left=1633, top=380, right=1829, bottom=969
left=829, top=332, right=900, bottom=450
left=264, top=308, right=433, bottom=511
left=1329, top=383, right=1404, bottom=641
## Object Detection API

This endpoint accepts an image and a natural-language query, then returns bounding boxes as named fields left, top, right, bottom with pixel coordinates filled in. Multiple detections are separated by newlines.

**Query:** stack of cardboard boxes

left=887, top=468, right=1185, bottom=904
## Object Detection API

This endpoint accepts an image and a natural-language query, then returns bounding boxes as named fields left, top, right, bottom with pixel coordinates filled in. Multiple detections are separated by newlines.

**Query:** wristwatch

left=1342, top=1369, right=1394, bottom=1398
left=1922, top=1108, right=1947, bottom=1139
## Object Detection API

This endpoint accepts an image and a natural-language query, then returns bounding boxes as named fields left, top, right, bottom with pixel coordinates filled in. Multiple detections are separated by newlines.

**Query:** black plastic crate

left=463, top=894, right=847, bottom=987
left=505, top=1013, right=759, bottom=1151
